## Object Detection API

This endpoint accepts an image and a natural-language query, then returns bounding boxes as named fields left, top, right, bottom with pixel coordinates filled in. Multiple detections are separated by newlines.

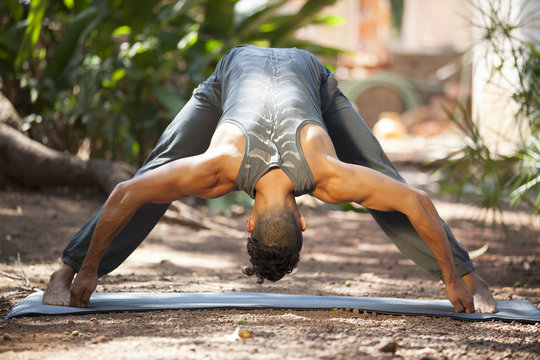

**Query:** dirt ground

left=0, top=167, right=539, bottom=360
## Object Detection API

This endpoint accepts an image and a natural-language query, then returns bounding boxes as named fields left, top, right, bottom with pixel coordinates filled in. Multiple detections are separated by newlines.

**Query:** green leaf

left=43, top=6, right=98, bottom=81
left=205, top=39, right=223, bottom=54
left=202, top=0, right=238, bottom=37
left=102, top=69, right=126, bottom=88
left=132, top=141, right=140, bottom=155
left=63, top=0, right=74, bottom=10
left=235, top=0, right=287, bottom=39
left=313, top=14, right=345, bottom=26
left=112, top=25, right=132, bottom=38
left=119, top=0, right=156, bottom=33
left=4, top=0, right=25, bottom=21
left=15, top=0, right=48, bottom=70
left=177, top=26, right=199, bottom=50
left=0, top=20, right=27, bottom=55
left=260, top=23, right=277, bottom=32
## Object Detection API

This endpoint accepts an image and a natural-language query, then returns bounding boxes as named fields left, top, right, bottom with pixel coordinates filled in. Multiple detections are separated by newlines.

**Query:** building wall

left=471, top=0, right=538, bottom=153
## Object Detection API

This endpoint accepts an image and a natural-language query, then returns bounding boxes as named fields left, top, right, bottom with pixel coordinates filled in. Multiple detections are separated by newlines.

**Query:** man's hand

left=445, top=275, right=474, bottom=313
left=69, top=269, right=98, bottom=308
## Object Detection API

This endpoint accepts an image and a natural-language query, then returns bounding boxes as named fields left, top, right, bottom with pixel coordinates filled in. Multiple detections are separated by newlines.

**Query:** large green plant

left=435, top=101, right=538, bottom=227
left=433, top=0, right=539, bottom=236
left=1, top=0, right=340, bottom=165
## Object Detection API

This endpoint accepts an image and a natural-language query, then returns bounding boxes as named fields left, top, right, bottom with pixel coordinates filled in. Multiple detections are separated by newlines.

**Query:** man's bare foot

left=462, top=271, right=498, bottom=313
left=42, top=263, right=76, bottom=306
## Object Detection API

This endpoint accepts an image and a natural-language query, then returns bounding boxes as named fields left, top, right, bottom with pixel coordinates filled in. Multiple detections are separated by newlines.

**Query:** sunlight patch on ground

left=303, top=252, right=381, bottom=265
left=0, top=207, right=23, bottom=216
left=433, top=200, right=539, bottom=228
left=112, top=243, right=238, bottom=274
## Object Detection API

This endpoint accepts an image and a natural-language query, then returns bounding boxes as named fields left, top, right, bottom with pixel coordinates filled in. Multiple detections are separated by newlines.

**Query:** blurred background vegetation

left=0, top=0, right=340, bottom=165
left=432, top=1, right=539, bottom=231
left=0, top=0, right=537, bottom=227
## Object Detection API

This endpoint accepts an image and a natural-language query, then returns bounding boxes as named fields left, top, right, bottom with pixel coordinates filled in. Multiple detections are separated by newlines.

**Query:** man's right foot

left=42, top=263, right=76, bottom=306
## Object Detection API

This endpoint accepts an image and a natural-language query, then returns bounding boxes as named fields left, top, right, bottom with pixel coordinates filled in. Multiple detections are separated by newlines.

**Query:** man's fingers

left=69, top=284, right=87, bottom=308
left=451, top=296, right=474, bottom=313
left=446, top=277, right=475, bottom=314
left=464, top=297, right=475, bottom=314
left=81, top=288, right=92, bottom=307
left=69, top=290, right=90, bottom=308
left=452, top=300, right=465, bottom=313
left=69, top=296, right=79, bottom=307
left=458, top=291, right=475, bottom=314
left=69, top=293, right=82, bottom=307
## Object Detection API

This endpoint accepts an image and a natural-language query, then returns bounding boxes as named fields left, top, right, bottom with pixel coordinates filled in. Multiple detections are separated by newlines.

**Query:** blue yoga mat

left=6, top=291, right=540, bottom=323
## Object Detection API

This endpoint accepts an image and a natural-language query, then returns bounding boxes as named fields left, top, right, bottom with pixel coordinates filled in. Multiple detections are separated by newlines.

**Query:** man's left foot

left=42, top=263, right=75, bottom=306
left=462, top=271, right=498, bottom=313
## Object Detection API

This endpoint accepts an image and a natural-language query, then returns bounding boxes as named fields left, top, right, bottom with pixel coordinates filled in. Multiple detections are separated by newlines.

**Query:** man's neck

left=253, top=168, right=296, bottom=215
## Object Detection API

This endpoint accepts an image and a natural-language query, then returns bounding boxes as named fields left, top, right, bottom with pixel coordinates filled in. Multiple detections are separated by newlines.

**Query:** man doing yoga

left=43, top=45, right=497, bottom=313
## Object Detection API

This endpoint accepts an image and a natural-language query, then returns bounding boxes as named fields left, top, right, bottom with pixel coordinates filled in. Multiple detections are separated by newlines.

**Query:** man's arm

left=69, top=151, right=237, bottom=307
left=320, top=161, right=473, bottom=312
left=302, top=125, right=474, bottom=313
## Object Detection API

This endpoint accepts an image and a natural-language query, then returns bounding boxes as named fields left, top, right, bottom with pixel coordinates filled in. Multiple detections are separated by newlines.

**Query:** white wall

left=400, top=0, right=471, bottom=52
left=471, top=0, right=539, bottom=154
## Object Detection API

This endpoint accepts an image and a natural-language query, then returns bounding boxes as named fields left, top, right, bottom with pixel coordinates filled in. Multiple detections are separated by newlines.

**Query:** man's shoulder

left=300, top=124, right=334, bottom=154
left=300, top=124, right=341, bottom=180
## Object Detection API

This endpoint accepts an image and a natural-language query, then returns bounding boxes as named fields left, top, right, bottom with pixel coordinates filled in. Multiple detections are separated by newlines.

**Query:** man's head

left=243, top=205, right=305, bottom=284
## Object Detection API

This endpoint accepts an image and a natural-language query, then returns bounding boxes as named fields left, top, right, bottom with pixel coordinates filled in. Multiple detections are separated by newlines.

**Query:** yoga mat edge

left=6, top=291, right=540, bottom=324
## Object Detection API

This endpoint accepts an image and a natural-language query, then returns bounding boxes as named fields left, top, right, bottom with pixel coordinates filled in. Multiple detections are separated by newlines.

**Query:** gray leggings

left=62, top=74, right=474, bottom=279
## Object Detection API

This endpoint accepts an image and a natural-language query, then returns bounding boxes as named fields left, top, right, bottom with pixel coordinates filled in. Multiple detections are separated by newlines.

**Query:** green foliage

left=433, top=0, right=539, bottom=235
left=514, top=42, right=540, bottom=134
left=1, top=0, right=341, bottom=165
left=433, top=100, right=538, bottom=239
left=509, top=137, right=540, bottom=211
left=468, top=0, right=539, bottom=132
left=390, top=0, right=404, bottom=34
left=15, top=0, right=48, bottom=70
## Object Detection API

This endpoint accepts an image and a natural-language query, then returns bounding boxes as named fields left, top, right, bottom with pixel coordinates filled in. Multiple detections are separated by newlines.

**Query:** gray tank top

left=213, top=45, right=328, bottom=198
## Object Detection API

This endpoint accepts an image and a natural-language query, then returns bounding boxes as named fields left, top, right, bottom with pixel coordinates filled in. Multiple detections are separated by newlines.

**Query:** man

left=43, top=45, right=497, bottom=313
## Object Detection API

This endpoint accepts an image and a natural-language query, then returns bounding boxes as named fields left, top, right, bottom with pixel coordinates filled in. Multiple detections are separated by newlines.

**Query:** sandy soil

left=0, top=174, right=539, bottom=359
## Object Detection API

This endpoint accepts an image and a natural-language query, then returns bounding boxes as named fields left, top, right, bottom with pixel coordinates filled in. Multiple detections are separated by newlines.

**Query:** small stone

left=238, top=330, right=251, bottom=339
left=352, top=308, right=360, bottom=314
left=378, top=339, right=398, bottom=354
left=90, top=336, right=110, bottom=344
left=3, top=334, right=12, bottom=341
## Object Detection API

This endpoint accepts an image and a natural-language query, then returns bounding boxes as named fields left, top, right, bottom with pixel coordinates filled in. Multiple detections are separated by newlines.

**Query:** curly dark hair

left=243, top=207, right=303, bottom=284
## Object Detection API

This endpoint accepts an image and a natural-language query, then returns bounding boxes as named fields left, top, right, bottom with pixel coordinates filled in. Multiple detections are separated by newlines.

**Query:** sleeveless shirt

left=202, top=45, right=329, bottom=198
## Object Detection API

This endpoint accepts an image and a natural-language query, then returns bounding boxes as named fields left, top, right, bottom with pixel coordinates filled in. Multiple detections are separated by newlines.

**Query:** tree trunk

left=0, top=93, right=135, bottom=193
